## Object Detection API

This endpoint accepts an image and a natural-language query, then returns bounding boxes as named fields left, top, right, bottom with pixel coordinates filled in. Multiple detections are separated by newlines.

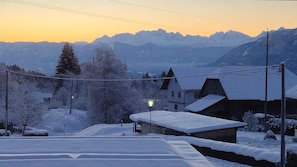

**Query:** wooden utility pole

left=264, top=30, right=269, bottom=131
left=280, top=63, right=286, bottom=167
left=5, top=69, right=8, bottom=136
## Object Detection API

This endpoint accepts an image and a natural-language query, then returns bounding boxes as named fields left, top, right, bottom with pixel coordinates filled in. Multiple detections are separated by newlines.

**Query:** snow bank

left=35, top=109, right=89, bottom=136
left=159, top=135, right=280, bottom=163
left=75, top=123, right=134, bottom=136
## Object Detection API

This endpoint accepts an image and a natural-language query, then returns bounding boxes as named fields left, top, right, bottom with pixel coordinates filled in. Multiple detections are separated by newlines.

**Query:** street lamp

left=69, top=77, right=74, bottom=115
left=148, top=99, right=154, bottom=133
left=69, top=95, right=74, bottom=114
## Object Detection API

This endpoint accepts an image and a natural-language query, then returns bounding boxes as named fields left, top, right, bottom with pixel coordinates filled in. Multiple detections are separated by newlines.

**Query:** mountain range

left=210, top=28, right=297, bottom=74
left=94, top=28, right=256, bottom=47
left=1, top=28, right=296, bottom=75
left=0, top=29, right=254, bottom=74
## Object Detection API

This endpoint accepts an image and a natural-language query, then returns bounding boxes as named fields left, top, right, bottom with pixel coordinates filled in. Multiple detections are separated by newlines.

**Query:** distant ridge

left=209, top=28, right=297, bottom=74
left=93, top=28, right=256, bottom=47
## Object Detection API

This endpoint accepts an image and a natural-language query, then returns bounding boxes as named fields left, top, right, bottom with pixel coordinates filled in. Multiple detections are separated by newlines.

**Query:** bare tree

left=83, top=48, right=144, bottom=124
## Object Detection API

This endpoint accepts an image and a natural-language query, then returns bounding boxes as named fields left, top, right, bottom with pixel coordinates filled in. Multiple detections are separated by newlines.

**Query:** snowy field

left=2, top=109, right=297, bottom=167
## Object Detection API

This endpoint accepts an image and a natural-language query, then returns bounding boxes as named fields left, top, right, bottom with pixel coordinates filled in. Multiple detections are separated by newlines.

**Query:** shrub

left=242, top=110, right=259, bottom=131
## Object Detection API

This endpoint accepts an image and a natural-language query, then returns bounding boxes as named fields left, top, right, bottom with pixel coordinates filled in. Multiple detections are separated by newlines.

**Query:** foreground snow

left=7, top=108, right=296, bottom=167
left=0, top=136, right=214, bottom=167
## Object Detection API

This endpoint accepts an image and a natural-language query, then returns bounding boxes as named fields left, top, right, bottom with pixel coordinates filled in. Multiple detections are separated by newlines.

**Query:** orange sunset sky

left=1, top=0, right=297, bottom=43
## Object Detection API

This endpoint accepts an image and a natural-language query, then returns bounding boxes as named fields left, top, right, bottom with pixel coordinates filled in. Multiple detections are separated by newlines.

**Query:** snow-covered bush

left=264, top=130, right=277, bottom=140
left=50, top=87, right=71, bottom=108
left=0, top=129, right=11, bottom=136
left=242, top=110, right=259, bottom=131
left=267, top=118, right=297, bottom=129
left=72, top=96, right=87, bottom=110
left=13, top=126, right=48, bottom=136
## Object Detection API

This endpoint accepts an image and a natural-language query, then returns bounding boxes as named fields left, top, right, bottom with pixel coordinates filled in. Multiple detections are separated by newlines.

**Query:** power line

left=7, top=65, right=279, bottom=82
left=109, top=0, right=255, bottom=27
left=3, top=0, right=192, bottom=32
left=110, top=0, right=202, bottom=18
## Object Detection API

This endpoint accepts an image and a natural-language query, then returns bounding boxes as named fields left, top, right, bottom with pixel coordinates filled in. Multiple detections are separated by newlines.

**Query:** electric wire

left=109, top=0, right=253, bottom=27
left=6, top=65, right=280, bottom=82
left=2, top=0, right=192, bottom=32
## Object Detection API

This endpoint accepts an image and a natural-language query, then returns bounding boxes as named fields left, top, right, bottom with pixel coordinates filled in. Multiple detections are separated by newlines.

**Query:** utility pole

left=280, top=63, right=286, bottom=167
left=69, top=76, right=74, bottom=114
left=264, top=30, right=269, bottom=131
left=103, top=80, right=107, bottom=123
left=5, top=69, right=8, bottom=136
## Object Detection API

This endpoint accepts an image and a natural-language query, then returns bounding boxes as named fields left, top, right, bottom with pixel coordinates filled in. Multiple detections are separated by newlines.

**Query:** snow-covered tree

left=242, top=110, right=259, bottom=131
left=131, top=71, right=167, bottom=110
left=55, top=43, right=81, bottom=92
left=83, top=48, right=144, bottom=124
left=5, top=81, right=43, bottom=135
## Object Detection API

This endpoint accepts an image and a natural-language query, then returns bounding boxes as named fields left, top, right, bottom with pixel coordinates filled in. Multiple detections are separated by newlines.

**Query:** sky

left=1, top=0, right=297, bottom=42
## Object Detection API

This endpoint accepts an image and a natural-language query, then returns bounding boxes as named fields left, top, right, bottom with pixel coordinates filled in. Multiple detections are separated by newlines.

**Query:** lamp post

left=69, top=77, right=74, bottom=114
left=148, top=99, right=154, bottom=133
left=69, top=95, right=74, bottom=114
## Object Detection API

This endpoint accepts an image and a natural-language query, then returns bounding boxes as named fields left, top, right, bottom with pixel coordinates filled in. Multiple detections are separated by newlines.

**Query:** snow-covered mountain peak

left=210, top=30, right=251, bottom=39
left=93, top=29, right=256, bottom=47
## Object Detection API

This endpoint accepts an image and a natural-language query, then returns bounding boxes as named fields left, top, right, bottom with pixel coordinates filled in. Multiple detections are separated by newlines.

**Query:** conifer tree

left=55, top=43, right=81, bottom=92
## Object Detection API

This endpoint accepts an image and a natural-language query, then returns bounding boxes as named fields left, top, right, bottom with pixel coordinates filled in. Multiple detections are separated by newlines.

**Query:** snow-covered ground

left=3, top=109, right=297, bottom=167
left=34, top=109, right=90, bottom=136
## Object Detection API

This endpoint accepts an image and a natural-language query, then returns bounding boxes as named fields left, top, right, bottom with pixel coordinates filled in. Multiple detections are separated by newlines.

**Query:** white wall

left=166, top=78, right=199, bottom=111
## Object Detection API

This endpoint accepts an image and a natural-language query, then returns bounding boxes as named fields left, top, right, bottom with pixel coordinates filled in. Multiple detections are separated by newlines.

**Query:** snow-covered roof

left=286, top=84, right=297, bottom=99
left=206, top=66, right=297, bottom=101
left=253, top=113, right=275, bottom=119
left=0, top=137, right=214, bottom=167
left=130, top=111, right=246, bottom=134
left=185, top=94, right=225, bottom=112
left=161, top=66, right=218, bottom=90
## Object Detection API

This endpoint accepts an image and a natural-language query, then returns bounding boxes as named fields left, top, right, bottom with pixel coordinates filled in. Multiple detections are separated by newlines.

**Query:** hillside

left=113, top=42, right=232, bottom=73
left=210, top=28, right=297, bottom=74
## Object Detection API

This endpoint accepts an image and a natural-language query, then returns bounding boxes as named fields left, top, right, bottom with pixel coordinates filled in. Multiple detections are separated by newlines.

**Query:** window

left=194, top=91, right=199, bottom=98
left=174, top=104, right=178, bottom=110
left=178, top=92, right=181, bottom=98
left=171, top=91, right=174, bottom=97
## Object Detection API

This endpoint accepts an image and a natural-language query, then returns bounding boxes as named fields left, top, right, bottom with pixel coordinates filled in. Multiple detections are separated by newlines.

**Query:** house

left=161, top=67, right=218, bottom=111
left=185, top=66, right=297, bottom=120
left=130, top=110, right=246, bottom=143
